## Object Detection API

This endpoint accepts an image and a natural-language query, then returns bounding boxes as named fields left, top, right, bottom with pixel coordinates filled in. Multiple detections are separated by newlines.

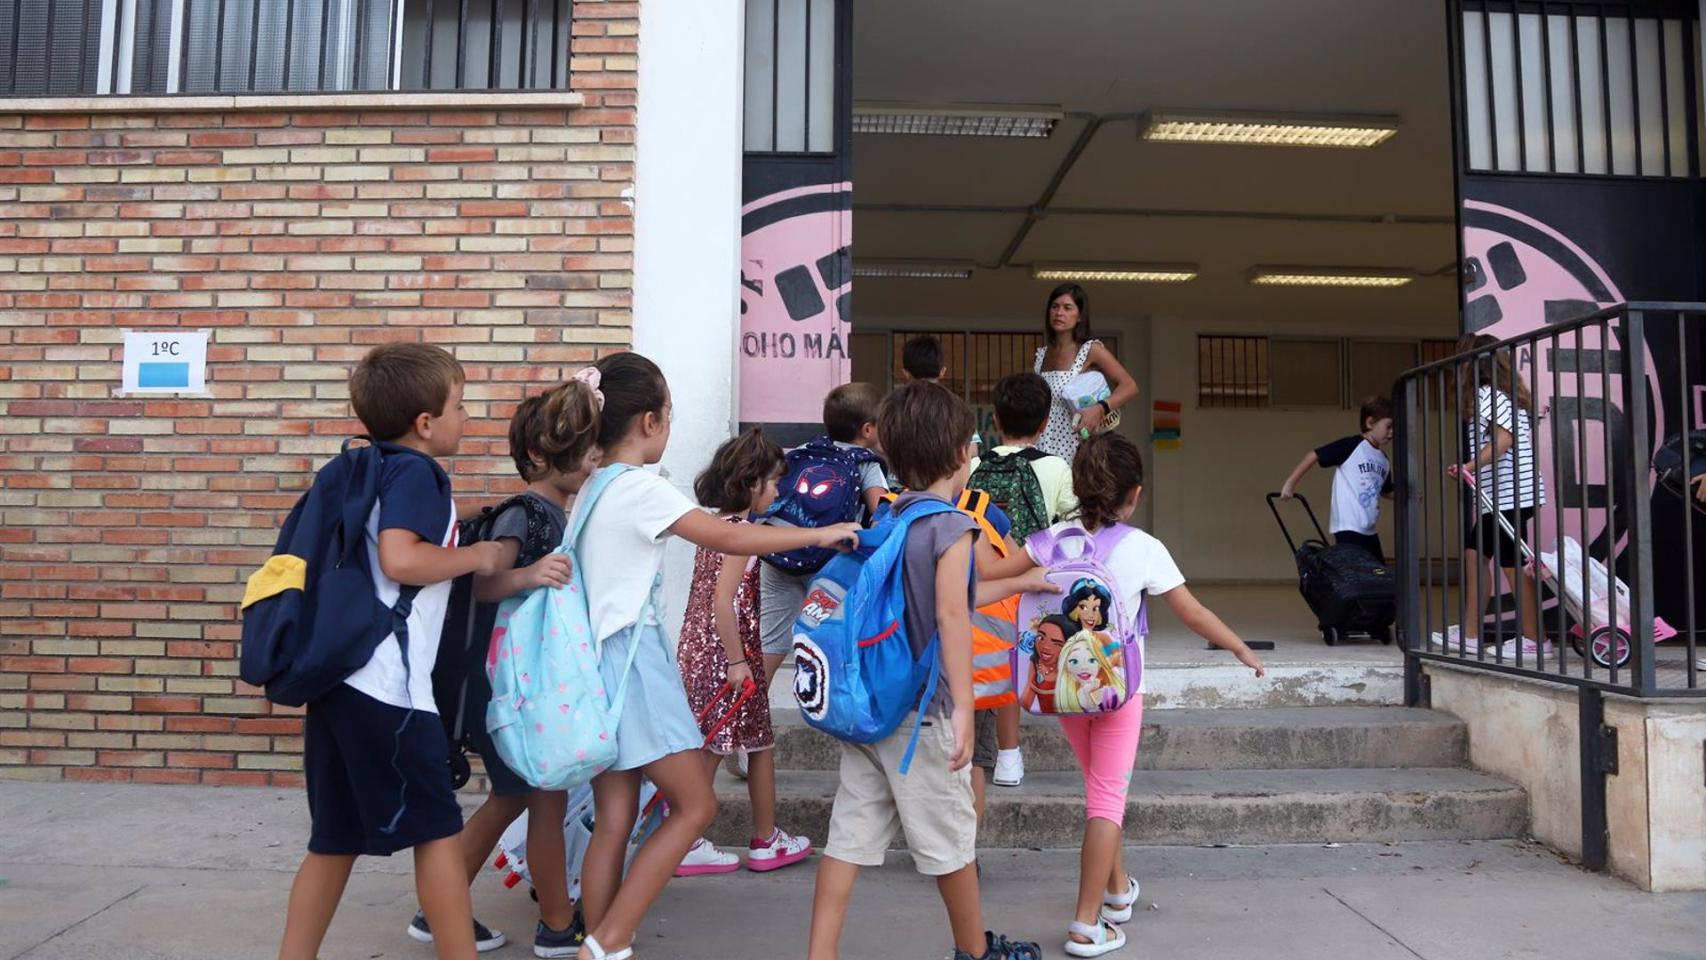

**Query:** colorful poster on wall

left=1151, top=400, right=1182, bottom=451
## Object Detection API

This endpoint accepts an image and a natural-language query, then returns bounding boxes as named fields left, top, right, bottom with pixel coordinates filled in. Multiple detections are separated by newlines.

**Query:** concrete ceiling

left=849, top=0, right=1462, bottom=328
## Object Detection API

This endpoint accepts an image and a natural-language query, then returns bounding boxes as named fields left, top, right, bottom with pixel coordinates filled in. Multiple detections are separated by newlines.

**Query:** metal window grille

left=743, top=0, right=835, bottom=153
left=1456, top=0, right=1702, bottom=177
left=0, top=0, right=570, bottom=95
left=1198, top=335, right=1271, bottom=409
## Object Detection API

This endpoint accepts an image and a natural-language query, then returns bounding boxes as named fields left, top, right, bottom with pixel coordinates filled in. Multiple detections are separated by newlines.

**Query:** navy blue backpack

left=761, top=436, right=884, bottom=575
left=239, top=438, right=442, bottom=707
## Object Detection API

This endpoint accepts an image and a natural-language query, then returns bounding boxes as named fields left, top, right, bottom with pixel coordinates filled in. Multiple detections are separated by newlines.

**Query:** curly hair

left=1071, top=432, right=1144, bottom=531
left=694, top=428, right=785, bottom=514
left=533, top=378, right=601, bottom=478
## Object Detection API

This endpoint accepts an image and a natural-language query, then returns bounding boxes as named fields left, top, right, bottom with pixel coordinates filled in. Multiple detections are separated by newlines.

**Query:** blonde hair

left=1053, top=632, right=1125, bottom=715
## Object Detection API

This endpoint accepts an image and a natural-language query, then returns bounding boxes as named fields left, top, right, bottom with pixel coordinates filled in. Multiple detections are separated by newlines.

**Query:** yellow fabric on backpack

left=242, top=554, right=306, bottom=610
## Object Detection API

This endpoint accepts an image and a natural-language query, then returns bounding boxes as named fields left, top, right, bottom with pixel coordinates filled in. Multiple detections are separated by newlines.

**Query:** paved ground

left=3, top=780, right=1704, bottom=960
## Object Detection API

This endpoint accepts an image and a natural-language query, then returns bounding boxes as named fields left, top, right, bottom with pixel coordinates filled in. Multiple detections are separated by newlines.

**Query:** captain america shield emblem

left=792, top=636, right=829, bottom=721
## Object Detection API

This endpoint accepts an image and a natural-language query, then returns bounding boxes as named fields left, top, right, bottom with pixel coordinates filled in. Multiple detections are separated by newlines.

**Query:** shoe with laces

left=406, top=911, right=507, bottom=953
left=992, top=748, right=1025, bottom=787
left=1429, top=625, right=1484, bottom=653
left=1492, top=637, right=1555, bottom=659
left=952, top=931, right=1044, bottom=960
left=747, top=827, right=813, bottom=872
left=673, top=837, right=740, bottom=876
left=532, top=913, right=585, bottom=959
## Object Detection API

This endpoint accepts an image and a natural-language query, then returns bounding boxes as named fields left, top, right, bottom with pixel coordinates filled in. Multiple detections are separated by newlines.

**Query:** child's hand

left=1238, top=647, right=1267, bottom=679
left=1279, top=482, right=1295, bottom=500
left=521, top=553, right=573, bottom=590
left=472, top=541, right=509, bottom=577
left=1015, top=567, right=1062, bottom=596
left=948, top=704, right=974, bottom=772
left=726, top=660, right=754, bottom=690
left=816, top=522, right=862, bottom=551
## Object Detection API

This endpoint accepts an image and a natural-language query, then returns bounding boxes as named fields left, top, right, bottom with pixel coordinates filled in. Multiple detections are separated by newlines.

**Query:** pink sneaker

left=746, top=828, right=813, bottom=872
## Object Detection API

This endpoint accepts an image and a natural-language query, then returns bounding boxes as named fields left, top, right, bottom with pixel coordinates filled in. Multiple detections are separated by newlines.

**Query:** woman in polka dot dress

left=1034, top=283, right=1140, bottom=461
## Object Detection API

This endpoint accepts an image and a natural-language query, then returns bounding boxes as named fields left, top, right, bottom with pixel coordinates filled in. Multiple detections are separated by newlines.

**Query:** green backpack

left=969, top=447, right=1052, bottom=544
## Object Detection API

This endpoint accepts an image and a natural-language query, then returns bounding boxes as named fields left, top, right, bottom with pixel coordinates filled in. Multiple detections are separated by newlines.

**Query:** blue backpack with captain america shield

left=790, top=497, right=961, bottom=774
left=761, top=436, right=884, bottom=576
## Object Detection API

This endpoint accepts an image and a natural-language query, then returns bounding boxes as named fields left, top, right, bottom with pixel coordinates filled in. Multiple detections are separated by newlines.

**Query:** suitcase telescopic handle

left=1266, top=492, right=1328, bottom=555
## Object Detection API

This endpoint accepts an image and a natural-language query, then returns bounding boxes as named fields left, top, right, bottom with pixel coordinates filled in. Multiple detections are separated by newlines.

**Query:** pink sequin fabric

left=676, top=516, right=774, bottom=755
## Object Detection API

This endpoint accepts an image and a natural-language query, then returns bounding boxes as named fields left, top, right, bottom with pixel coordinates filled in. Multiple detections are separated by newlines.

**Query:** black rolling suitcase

left=1652, top=430, right=1706, bottom=515
left=1266, top=493, right=1396, bottom=645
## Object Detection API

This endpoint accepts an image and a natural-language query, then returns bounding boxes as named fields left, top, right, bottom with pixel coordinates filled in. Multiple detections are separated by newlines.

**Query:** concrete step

left=707, top=767, right=1528, bottom=849
left=766, top=707, right=1467, bottom=772
left=767, top=660, right=1405, bottom=712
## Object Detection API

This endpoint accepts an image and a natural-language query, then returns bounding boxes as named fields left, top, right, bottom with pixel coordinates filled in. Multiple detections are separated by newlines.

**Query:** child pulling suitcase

left=1267, top=492, right=1396, bottom=645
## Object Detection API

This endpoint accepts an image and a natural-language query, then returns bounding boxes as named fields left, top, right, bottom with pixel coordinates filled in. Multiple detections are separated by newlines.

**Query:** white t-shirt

left=970, top=445, right=1079, bottom=524
left=1314, top=435, right=1391, bottom=536
left=345, top=453, right=457, bottom=712
left=570, top=467, right=700, bottom=646
left=1026, top=521, right=1185, bottom=694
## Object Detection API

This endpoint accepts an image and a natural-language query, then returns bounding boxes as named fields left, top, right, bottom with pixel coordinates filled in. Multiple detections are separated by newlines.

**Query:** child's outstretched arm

left=713, top=554, right=754, bottom=690
left=1279, top=451, right=1318, bottom=499
left=473, top=538, right=573, bottom=602
left=976, top=566, right=1059, bottom=606
left=668, top=509, right=858, bottom=557
left=378, top=530, right=506, bottom=587
left=1159, top=586, right=1266, bottom=677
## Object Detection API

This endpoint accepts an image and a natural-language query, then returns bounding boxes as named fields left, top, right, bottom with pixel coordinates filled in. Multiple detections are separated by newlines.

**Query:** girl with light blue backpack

left=541, top=353, right=858, bottom=960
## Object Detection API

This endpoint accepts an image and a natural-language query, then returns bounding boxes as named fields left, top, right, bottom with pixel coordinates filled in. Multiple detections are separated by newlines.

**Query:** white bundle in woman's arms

left=1064, top=371, right=1121, bottom=434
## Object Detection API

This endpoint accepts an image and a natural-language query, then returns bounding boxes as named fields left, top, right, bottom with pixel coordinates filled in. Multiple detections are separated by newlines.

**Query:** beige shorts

left=823, top=713, right=976, bottom=876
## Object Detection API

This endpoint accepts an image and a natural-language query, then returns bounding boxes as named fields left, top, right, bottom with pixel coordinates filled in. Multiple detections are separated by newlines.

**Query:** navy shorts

left=304, top=684, right=464, bottom=856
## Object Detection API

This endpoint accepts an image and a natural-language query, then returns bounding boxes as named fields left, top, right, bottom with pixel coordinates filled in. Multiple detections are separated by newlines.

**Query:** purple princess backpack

left=1012, top=525, right=1145, bottom=716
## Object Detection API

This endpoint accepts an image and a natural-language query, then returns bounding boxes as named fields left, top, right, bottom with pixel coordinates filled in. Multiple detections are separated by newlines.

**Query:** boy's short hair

left=824, top=382, right=883, bottom=443
left=879, top=382, right=976, bottom=490
left=992, top=372, right=1051, bottom=439
left=349, top=342, right=465, bottom=442
left=1360, top=395, right=1393, bottom=429
left=901, top=335, right=945, bottom=381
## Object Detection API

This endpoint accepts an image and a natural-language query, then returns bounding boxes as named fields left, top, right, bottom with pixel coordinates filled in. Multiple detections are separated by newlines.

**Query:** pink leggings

left=1057, top=695, right=1144, bottom=825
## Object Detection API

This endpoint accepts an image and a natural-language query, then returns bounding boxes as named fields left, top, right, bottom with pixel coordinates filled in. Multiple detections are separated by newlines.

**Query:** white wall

left=633, top=0, right=746, bottom=636
left=1148, top=313, right=1454, bottom=582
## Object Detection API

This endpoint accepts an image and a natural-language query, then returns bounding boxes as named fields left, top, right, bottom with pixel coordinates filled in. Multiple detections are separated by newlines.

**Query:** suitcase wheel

left=448, top=750, right=472, bottom=791
left=1321, top=626, right=1339, bottom=646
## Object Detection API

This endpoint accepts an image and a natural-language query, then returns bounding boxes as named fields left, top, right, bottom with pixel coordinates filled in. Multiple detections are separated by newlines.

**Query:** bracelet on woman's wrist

left=1097, top=399, right=1112, bottom=415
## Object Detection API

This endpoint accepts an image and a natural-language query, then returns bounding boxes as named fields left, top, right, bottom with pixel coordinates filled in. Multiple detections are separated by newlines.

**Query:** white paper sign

left=121, top=330, right=209, bottom=394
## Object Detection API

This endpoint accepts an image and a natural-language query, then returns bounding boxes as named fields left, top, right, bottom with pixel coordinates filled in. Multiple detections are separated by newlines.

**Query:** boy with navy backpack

left=805, top=381, right=1042, bottom=960
left=271, top=343, right=506, bottom=960
left=755, top=382, right=889, bottom=699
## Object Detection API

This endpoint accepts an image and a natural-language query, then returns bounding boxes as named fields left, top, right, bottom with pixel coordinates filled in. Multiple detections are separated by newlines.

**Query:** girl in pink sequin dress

left=674, top=429, right=815, bottom=875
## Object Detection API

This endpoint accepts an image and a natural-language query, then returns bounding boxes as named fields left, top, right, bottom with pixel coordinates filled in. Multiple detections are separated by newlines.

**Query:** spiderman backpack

left=760, top=436, right=884, bottom=575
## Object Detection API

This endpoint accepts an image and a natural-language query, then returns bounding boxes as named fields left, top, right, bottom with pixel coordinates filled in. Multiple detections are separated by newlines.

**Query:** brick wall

left=0, top=4, right=638, bottom=787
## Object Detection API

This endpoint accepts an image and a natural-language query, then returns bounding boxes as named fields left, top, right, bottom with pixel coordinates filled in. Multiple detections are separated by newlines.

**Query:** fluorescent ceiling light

left=1139, top=110, right=1400, bottom=148
left=1033, top=263, right=1198, bottom=284
left=1248, top=266, right=1416, bottom=288
left=852, top=261, right=974, bottom=280
left=853, top=102, right=1061, bottom=138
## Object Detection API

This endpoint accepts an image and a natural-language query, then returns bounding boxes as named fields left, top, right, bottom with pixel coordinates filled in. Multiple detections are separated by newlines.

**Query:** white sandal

left=579, top=936, right=634, bottom=960
left=1064, top=919, right=1126, bottom=958
left=1101, top=875, right=1141, bottom=923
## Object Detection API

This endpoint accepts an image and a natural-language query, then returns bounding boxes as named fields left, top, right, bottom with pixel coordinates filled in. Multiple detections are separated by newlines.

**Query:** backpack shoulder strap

left=954, top=489, right=1008, bottom=559
left=565, top=464, right=635, bottom=550
left=1018, top=447, right=1050, bottom=463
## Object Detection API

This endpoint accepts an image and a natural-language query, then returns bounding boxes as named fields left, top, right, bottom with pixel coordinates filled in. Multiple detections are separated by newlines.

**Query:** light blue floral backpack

left=485, top=465, right=645, bottom=792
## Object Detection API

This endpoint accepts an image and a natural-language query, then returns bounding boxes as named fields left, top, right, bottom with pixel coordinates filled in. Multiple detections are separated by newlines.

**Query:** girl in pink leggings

left=989, top=434, right=1266, bottom=957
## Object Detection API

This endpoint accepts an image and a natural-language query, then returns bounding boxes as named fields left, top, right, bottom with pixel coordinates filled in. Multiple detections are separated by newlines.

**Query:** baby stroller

left=493, top=680, right=758, bottom=901
left=1459, top=474, right=1676, bottom=668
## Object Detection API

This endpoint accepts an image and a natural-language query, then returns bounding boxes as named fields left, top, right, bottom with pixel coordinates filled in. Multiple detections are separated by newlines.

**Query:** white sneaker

left=1429, top=626, right=1483, bottom=653
left=673, top=837, right=739, bottom=877
left=1492, top=637, right=1555, bottom=659
left=746, top=827, right=813, bottom=872
left=992, top=748, right=1025, bottom=788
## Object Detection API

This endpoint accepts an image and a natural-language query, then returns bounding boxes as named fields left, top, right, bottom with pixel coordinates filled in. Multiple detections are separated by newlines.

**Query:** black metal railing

left=0, top=0, right=571, bottom=97
left=1394, top=302, right=1706, bottom=699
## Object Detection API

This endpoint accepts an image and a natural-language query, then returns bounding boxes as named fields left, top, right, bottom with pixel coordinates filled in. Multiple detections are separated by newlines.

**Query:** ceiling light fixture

left=1139, top=110, right=1400, bottom=148
left=852, top=261, right=975, bottom=280
left=852, top=102, right=1062, bottom=138
left=1032, top=263, right=1198, bottom=284
left=1248, top=267, right=1416, bottom=288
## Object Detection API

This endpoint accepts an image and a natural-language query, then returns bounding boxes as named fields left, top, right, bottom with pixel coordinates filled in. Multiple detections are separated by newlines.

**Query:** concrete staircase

left=707, top=705, right=1529, bottom=849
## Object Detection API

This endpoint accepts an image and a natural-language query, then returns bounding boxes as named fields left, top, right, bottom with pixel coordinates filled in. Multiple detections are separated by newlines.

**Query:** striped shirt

left=1469, top=386, right=1545, bottom=512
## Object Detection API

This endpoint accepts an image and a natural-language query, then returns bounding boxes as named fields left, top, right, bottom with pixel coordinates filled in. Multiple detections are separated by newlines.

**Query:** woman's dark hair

left=1071, top=432, right=1144, bottom=531
left=1043, top=282, right=1091, bottom=345
left=593, top=352, right=669, bottom=447
left=694, top=428, right=785, bottom=513
left=1062, top=578, right=1113, bottom=624
left=534, top=379, right=601, bottom=478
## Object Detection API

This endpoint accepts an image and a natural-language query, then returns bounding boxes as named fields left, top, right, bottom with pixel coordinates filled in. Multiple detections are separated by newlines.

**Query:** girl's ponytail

left=593, top=352, right=669, bottom=448
left=1071, top=432, right=1144, bottom=531
left=536, top=377, right=602, bottom=474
